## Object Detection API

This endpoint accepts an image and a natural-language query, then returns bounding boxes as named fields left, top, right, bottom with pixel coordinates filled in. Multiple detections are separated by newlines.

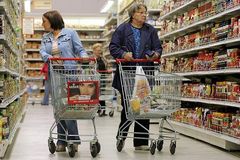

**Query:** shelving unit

left=102, top=13, right=118, bottom=69
left=158, top=0, right=240, bottom=150
left=0, top=0, right=27, bottom=157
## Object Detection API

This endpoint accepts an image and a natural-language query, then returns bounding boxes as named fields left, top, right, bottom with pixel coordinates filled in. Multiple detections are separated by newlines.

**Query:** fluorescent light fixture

left=24, top=0, right=31, bottom=12
left=100, top=0, right=114, bottom=13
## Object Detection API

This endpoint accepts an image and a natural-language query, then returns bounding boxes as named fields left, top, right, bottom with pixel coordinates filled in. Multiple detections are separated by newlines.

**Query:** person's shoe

left=135, top=145, right=150, bottom=151
left=73, top=144, right=79, bottom=152
left=56, top=144, right=66, bottom=152
left=41, top=102, right=49, bottom=105
left=102, top=110, right=107, bottom=116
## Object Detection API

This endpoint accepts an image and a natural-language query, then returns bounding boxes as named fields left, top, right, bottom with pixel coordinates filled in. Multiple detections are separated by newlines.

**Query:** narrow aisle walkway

left=3, top=104, right=240, bottom=160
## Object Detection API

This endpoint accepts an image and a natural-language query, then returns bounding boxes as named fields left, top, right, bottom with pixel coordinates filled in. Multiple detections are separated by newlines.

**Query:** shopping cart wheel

left=90, top=143, right=98, bottom=157
left=48, top=140, right=56, bottom=154
left=109, top=111, right=114, bottom=117
left=157, top=140, right=163, bottom=151
left=96, top=141, right=101, bottom=153
left=116, top=139, right=124, bottom=152
left=150, top=140, right=156, bottom=155
left=170, top=140, right=176, bottom=155
left=68, top=144, right=75, bottom=158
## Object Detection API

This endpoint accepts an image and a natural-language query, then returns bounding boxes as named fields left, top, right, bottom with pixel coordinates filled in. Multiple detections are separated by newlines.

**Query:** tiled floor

left=3, top=104, right=240, bottom=160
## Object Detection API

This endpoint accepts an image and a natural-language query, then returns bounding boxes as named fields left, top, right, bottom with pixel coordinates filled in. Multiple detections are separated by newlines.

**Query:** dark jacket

left=109, top=22, right=162, bottom=91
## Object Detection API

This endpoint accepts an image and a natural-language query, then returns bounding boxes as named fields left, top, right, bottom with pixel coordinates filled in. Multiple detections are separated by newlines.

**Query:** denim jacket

left=40, top=28, right=88, bottom=67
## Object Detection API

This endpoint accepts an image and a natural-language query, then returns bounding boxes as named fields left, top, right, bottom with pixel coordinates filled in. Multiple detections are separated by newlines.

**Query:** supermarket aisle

left=3, top=104, right=240, bottom=160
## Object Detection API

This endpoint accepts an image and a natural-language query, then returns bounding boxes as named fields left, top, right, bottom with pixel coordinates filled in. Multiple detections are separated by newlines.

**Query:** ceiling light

left=24, top=0, right=31, bottom=12
left=100, top=0, right=114, bottom=13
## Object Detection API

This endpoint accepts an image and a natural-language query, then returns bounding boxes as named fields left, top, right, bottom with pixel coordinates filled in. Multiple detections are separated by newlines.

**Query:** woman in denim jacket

left=40, top=10, right=88, bottom=152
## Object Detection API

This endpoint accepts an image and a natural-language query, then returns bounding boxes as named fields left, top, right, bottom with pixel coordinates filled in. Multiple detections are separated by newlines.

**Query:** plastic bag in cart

left=130, top=66, right=151, bottom=115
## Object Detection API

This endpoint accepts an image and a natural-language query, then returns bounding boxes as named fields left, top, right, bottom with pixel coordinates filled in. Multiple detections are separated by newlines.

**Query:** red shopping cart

left=47, top=57, right=101, bottom=158
left=116, top=59, right=182, bottom=155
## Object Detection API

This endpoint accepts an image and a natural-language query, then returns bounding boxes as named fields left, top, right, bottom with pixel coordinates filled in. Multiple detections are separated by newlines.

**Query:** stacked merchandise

left=172, top=107, right=240, bottom=138
left=157, top=0, right=240, bottom=150
left=0, top=0, right=26, bottom=157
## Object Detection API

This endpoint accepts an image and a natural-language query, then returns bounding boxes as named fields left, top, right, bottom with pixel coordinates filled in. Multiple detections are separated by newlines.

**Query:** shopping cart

left=97, top=70, right=121, bottom=117
left=47, top=57, right=101, bottom=158
left=116, top=59, right=182, bottom=155
left=26, top=81, right=40, bottom=105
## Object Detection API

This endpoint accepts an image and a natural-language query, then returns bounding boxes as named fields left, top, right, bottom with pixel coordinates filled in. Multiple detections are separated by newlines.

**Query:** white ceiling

left=27, top=0, right=110, bottom=17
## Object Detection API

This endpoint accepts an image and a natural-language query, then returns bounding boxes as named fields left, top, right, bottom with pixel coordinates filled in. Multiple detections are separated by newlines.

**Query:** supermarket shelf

left=75, top=28, right=105, bottom=32
left=118, top=0, right=135, bottom=14
left=0, top=67, right=19, bottom=77
left=0, top=34, right=18, bottom=55
left=24, top=58, right=42, bottom=61
left=25, top=48, right=40, bottom=52
left=25, top=67, right=41, bottom=70
left=160, top=5, right=240, bottom=40
left=0, top=89, right=26, bottom=109
left=33, top=28, right=105, bottom=32
left=103, top=29, right=115, bottom=38
left=162, top=36, right=240, bottom=58
left=148, top=9, right=162, bottom=13
left=104, top=16, right=117, bottom=27
left=25, top=38, right=41, bottom=41
left=120, top=17, right=130, bottom=24
left=159, top=0, right=198, bottom=20
left=175, top=67, right=240, bottom=76
left=164, top=120, right=240, bottom=150
left=180, top=97, right=240, bottom=108
left=0, top=2, right=18, bottom=35
left=80, top=38, right=107, bottom=42
left=0, top=105, right=26, bottom=157
left=26, top=76, right=44, bottom=80
left=0, top=140, right=8, bottom=158
left=154, top=26, right=161, bottom=30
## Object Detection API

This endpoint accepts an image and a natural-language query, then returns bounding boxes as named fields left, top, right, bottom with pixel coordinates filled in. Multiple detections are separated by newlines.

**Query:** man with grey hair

left=109, top=3, right=162, bottom=151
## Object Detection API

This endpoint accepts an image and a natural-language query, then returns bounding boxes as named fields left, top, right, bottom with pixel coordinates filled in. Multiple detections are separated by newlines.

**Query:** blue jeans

left=57, top=120, right=80, bottom=146
left=42, top=79, right=50, bottom=105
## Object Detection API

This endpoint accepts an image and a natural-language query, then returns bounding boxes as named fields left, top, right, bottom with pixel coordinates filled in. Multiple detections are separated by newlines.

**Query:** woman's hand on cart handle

left=146, top=51, right=160, bottom=61
left=97, top=70, right=113, bottom=73
left=123, top=52, right=134, bottom=61
left=49, top=57, right=96, bottom=62
left=116, top=58, right=160, bottom=63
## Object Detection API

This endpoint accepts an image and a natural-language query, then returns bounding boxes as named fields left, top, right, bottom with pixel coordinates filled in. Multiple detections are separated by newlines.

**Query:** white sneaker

left=135, top=145, right=149, bottom=151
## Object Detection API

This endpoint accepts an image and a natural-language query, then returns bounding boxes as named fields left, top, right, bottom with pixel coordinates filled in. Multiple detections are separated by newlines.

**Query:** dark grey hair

left=128, top=3, right=147, bottom=22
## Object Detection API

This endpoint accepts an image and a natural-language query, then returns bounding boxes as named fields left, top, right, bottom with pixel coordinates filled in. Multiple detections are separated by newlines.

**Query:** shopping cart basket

left=26, top=81, right=40, bottom=105
left=97, top=70, right=121, bottom=117
left=116, top=59, right=182, bottom=155
left=48, top=57, right=101, bottom=158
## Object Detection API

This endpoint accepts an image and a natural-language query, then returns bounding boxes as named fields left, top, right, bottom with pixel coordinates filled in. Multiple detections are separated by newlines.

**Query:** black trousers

left=117, top=91, right=149, bottom=147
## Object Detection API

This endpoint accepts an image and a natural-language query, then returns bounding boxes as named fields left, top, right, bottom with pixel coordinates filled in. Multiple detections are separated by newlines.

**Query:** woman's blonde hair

left=92, top=43, right=102, bottom=50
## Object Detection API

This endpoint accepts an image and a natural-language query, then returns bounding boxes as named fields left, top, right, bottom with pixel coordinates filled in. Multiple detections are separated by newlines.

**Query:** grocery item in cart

left=131, top=66, right=151, bottom=115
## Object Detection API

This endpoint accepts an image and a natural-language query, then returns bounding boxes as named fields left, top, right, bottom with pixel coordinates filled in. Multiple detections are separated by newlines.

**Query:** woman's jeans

left=42, top=79, right=50, bottom=105
left=57, top=120, right=80, bottom=146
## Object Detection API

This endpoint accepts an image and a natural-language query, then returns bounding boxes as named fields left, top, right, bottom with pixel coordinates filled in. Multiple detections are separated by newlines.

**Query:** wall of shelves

left=0, top=0, right=27, bottom=157
left=157, top=0, right=240, bottom=150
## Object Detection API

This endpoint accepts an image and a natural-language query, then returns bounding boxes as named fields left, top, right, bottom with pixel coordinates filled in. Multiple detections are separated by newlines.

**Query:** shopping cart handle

left=49, top=57, right=96, bottom=62
left=116, top=58, right=160, bottom=64
left=97, top=70, right=113, bottom=73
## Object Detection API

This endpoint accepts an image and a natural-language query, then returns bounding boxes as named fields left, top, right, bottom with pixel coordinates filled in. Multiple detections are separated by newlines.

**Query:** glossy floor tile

left=3, top=104, right=240, bottom=160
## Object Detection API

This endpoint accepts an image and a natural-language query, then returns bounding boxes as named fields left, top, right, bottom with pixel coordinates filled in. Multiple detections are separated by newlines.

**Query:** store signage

left=23, top=18, right=34, bottom=35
